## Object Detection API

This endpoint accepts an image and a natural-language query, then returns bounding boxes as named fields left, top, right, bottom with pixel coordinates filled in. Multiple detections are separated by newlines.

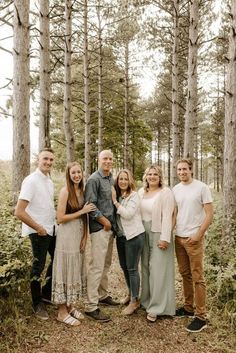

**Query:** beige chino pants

left=86, top=229, right=114, bottom=312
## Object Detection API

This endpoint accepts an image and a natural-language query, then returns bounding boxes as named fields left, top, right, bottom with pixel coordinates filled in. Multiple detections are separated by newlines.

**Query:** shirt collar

left=36, top=168, right=51, bottom=180
left=98, top=168, right=112, bottom=179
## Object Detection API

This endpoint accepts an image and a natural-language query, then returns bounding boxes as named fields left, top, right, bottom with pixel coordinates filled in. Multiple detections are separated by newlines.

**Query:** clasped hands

left=157, top=240, right=169, bottom=250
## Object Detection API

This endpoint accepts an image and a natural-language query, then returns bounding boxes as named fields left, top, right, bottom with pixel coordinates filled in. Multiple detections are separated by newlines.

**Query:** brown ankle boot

left=122, top=301, right=140, bottom=315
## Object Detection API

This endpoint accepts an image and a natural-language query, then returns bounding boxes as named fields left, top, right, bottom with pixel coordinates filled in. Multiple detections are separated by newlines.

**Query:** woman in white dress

left=139, top=165, right=175, bottom=322
left=52, top=162, right=95, bottom=326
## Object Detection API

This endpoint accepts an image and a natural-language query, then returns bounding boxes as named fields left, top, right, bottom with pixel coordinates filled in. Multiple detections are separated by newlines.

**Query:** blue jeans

left=116, top=232, right=145, bottom=301
left=29, top=233, right=56, bottom=309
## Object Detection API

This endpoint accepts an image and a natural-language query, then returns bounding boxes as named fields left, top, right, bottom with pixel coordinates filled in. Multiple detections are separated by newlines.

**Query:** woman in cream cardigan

left=139, top=165, right=175, bottom=322
left=112, top=169, right=145, bottom=315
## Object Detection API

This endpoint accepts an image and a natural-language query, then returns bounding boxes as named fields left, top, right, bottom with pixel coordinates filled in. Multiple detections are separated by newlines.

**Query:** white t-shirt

left=18, top=168, right=56, bottom=237
left=173, top=179, right=213, bottom=237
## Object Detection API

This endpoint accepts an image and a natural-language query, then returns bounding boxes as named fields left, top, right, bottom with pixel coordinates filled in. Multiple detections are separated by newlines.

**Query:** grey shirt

left=85, top=168, right=116, bottom=233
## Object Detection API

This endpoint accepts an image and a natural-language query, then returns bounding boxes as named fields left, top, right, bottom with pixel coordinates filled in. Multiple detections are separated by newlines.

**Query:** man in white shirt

left=15, top=148, right=56, bottom=320
left=173, top=159, right=213, bottom=333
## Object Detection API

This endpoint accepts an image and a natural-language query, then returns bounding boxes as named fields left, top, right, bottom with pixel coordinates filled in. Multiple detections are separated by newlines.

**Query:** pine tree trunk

left=63, top=0, right=75, bottom=162
left=83, top=0, right=91, bottom=178
left=12, top=0, right=30, bottom=204
left=171, top=0, right=180, bottom=186
left=157, top=128, right=161, bottom=164
left=167, top=126, right=171, bottom=186
left=97, top=0, right=103, bottom=154
left=39, top=0, right=51, bottom=150
left=216, top=157, right=220, bottom=192
left=184, top=0, right=199, bottom=160
left=124, top=42, right=129, bottom=169
left=223, top=1, right=236, bottom=245
left=194, top=131, right=198, bottom=178
left=216, top=71, right=223, bottom=191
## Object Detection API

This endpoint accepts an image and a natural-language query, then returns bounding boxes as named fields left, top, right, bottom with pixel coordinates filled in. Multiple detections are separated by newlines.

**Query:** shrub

left=205, top=191, right=236, bottom=330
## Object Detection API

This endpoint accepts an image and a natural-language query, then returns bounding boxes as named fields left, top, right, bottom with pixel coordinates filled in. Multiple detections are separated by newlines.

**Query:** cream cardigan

left=138, top=186, right=175, bottom=243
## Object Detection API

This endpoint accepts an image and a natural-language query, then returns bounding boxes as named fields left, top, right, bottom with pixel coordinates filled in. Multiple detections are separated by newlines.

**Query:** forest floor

left=2, top=243, right=235, bottom=353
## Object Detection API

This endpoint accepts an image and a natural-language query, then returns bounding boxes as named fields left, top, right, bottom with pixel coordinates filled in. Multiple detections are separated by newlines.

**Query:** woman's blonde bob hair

left=114, top=169, right=136, bottom=199
left=143, top=165, right=163, bottom=191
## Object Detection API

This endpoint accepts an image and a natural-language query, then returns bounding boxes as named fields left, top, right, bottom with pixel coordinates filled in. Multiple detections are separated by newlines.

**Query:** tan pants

left=86, top=229, right=113, bottom=312
left=175, top=236, right=206, bottom=320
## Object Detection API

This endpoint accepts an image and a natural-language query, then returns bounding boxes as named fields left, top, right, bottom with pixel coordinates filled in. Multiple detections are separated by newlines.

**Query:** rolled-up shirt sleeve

left=85, top=178, right=103, bottom=220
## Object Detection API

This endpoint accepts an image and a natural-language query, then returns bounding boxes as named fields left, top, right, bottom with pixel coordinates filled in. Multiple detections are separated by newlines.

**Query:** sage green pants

left=141, top=221, right=175, bottom=316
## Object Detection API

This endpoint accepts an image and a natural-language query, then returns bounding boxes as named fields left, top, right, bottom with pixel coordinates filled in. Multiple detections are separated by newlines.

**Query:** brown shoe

left=99, top=296, right=119, bottom=306
left=85, top=308, right=111, bottom=322
left=122, top=301, right=140, bottom=315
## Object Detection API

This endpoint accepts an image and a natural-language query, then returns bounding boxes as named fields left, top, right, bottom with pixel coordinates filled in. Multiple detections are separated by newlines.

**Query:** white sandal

left=69, top=308, right=85, bottom=320
left=147, top=313, right=157, bottom=323
left=57, top=314, right=80, bottom=326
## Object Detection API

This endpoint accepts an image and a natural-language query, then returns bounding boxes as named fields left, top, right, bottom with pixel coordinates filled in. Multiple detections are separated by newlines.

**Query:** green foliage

left=205, top=191, right=236, bottom=330
left=0, top=163, right=31, bottom=299
left=50, top=43, right=153, bottom=175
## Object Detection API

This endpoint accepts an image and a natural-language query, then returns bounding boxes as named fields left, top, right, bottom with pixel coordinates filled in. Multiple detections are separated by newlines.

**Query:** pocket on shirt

left=100, top=185, right=111, bottom=199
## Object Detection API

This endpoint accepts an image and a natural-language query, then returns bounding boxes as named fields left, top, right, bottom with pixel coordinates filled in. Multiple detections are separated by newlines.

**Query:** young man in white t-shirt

left=173, top=159, right=213, bottom=333
left=15, top=148, right=56, bottom=321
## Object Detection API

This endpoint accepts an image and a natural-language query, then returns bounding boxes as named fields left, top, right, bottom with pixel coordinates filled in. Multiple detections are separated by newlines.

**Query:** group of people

left=15, top=148, right=213, bottom=333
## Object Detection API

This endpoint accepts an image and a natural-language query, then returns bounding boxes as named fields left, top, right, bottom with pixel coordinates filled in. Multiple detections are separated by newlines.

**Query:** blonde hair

left=143, top=165, right=163, bottom=192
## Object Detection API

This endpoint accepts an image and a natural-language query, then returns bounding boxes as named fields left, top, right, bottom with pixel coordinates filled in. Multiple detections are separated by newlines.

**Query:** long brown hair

left=115, top=169, right=136, bottom=199
left=66, top=162, right=84, bottom=211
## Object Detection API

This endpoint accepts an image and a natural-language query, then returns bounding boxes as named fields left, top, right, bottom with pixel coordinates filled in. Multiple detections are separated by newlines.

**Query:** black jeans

left=116, top=232, right=145, bottom=301
left=29, top=233, right=56, bottom=309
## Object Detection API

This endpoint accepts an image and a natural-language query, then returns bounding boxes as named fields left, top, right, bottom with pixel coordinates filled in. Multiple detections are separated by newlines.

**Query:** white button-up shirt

left=18, top=168, right=56, bottom=236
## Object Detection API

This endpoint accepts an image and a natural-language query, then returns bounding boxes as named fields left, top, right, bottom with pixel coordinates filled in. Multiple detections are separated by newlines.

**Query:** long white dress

left=52, top=205, right=86, bottom=305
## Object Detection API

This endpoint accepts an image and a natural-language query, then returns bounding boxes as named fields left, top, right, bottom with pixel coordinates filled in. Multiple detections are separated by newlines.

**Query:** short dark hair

left=176, top=158, right=193, bottom=170
left=39, top=147, right=55, bottom=154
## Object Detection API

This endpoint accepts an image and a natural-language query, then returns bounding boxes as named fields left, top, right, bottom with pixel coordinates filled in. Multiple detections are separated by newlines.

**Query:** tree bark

left=39, top=0, right=51, bottom=150
left=83, top=0, right=91, bottom=178
left=223, top=1, right=236, bottom=245
left=97, top=0, right=103, bottom=154
left=124, top=42, right=129, bottom=169
left=183, top=0, right=199, bottom=160
left=171, top=0, right=180, bottom=186
left=12, top=0, right=30, bottom=204
left=63, top=0, right=75, bottom=162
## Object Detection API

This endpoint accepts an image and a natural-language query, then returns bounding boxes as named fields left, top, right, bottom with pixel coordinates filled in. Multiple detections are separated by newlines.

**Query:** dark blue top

left=85, top=168, right=116, bottom=233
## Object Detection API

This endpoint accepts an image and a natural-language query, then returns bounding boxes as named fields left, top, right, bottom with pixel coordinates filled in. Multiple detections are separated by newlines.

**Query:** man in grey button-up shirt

left=84, top=150, right=118, bottom=322
left=85, top=167, right=116, bottom=234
